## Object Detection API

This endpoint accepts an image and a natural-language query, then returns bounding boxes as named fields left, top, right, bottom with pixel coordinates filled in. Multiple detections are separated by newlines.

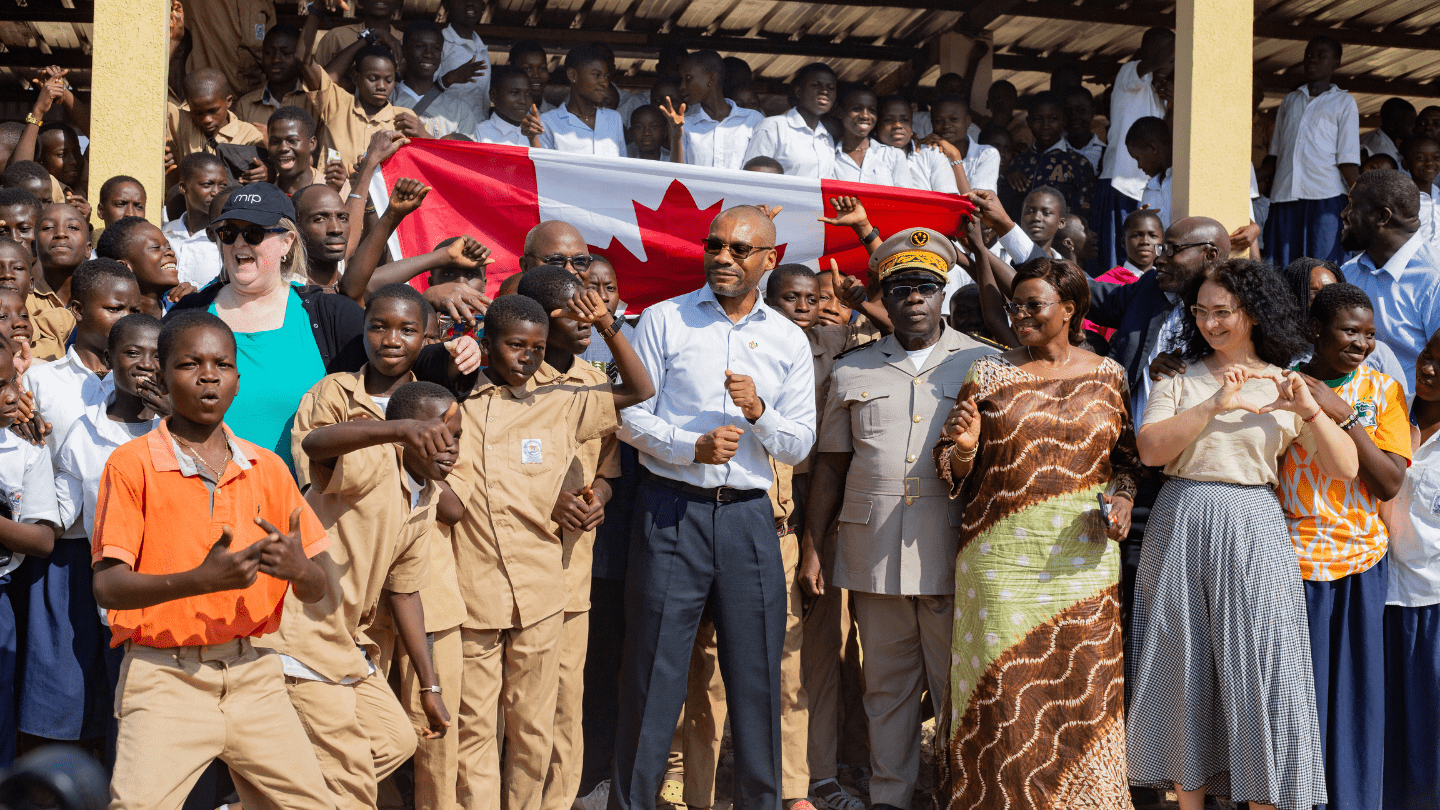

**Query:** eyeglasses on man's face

left=700, top=238, right=774, bottom=260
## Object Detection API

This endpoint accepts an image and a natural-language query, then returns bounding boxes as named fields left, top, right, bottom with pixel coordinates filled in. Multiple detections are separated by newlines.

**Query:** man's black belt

left=646, top=471, right=767, bottom=504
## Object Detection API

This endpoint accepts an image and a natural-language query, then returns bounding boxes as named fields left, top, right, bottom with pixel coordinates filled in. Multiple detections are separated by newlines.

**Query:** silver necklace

left=174, top=435, right=231, bottom=480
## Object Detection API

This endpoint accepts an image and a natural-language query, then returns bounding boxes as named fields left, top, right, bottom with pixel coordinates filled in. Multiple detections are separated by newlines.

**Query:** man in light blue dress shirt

left=610, top=206, right=816, bottom=810
left=1341, top=169, right=1440, bottom=391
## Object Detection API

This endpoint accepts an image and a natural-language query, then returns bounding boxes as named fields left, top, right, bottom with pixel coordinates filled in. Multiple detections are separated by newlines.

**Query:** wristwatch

left=422, top=685, right=442, bottom=695
left=359, top=28, right=377, bottom=45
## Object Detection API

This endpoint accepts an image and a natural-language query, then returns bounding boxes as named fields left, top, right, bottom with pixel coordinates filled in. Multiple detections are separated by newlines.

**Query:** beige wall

left=88, top=0, right=169, bottom=227
left=1173, top=0, right=1254, bottom=233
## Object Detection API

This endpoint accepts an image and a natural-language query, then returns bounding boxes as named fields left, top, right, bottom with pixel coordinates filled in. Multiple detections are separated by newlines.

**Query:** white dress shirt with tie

left=621, top=285, right=816, bottom=490
left=682, top=100, right=764, bottom=171
left=742, top=107, right=837, bottom=179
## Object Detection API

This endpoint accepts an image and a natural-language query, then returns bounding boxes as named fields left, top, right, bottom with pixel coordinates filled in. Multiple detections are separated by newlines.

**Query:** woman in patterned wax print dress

left=934, top=257, right=1140, bottom=809
left=1129, top=259, right=1358, bottom=810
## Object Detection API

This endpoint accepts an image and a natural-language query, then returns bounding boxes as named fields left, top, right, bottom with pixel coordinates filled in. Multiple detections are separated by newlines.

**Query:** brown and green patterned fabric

left=935, top=354, right=1139, bottom=810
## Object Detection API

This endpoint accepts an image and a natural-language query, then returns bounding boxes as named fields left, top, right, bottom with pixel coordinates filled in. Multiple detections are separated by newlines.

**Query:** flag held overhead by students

left=375, top=140, right=975, bottom=312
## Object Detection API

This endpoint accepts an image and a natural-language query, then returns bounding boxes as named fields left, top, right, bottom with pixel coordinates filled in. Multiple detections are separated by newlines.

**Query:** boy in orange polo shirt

left=90, top=310, right=335, bottom=810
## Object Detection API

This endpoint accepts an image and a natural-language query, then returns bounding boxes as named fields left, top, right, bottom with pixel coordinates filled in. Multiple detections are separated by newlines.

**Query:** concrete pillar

left=1172, top=0, right=1253, bottom=233
left=88, top=0, right=170, bottom=227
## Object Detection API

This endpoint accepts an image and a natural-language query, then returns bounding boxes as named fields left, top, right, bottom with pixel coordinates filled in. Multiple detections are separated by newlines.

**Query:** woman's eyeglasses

left=1003, top=300, right=1060, bottom=316
left=1190, top=305, right=1239, bottom=323
left=700, top=238, right=774, bottom=260
left=216, top=224, right=287, bottom=246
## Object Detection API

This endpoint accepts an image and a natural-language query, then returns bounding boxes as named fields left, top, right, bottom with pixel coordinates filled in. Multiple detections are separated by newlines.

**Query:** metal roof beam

left=0, top=46, right=90, bottom=69
left=0, top=7, right=92, bottom=24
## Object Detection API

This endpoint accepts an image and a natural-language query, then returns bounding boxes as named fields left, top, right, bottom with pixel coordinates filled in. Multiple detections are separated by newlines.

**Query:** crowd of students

left=1, top=2, right=1440, bottom=810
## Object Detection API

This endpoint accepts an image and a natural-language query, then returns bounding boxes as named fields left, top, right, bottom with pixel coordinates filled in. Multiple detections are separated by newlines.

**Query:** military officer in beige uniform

left=800, top=228, right=994, bottom=810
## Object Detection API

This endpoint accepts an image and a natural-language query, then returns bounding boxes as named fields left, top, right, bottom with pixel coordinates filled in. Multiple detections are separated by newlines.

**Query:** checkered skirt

left=1124, top=478, right=1326, bottom=809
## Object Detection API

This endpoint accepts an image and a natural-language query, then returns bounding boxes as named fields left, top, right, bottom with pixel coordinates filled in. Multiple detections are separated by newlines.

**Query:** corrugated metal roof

left=2, top=0, right=1438, bottom=118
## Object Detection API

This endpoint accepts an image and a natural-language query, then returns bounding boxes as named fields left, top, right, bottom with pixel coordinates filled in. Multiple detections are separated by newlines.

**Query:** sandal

left=809, top=778, right=865, bottom=810
left=657, top=777, right=685, bottom=810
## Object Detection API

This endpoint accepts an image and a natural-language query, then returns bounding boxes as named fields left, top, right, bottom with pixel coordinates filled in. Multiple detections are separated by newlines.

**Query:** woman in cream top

left=1126, top=259, right=1357, bottom=810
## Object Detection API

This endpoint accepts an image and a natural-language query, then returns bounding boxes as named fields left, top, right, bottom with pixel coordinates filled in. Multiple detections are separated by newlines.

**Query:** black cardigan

left=165, top=283, right=368, bottom=374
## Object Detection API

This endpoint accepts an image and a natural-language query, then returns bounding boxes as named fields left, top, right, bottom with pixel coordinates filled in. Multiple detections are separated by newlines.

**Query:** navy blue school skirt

left=1264, top=193, right=1348, bottom=267
left=1384, top=602, right=1440, bottom=810
left=0, top=579, right=17, bottom=768
left=16, top=537, right=121, bottom=741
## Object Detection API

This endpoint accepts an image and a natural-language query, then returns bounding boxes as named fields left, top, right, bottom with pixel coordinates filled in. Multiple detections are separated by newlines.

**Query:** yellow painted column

left=88, top=0, right=170, bottom=227
left=1172, top=0, right=1253, bottom=233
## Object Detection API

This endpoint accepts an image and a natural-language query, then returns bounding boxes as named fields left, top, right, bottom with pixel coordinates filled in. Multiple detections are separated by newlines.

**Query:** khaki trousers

left=283, top=669, right=417, bottom=810
left=107, top=639, right=335, bottom=810
left=457, top=611, right=564, bottom=810
left=801, top=563, right=869, bottom=779
left=390, top=626, right=465, bottom=810
left=668, top=531, right=810, bottom=804
left=541, top=610, right=590, bottom=810
left=850, top=592, right=952, bottom=808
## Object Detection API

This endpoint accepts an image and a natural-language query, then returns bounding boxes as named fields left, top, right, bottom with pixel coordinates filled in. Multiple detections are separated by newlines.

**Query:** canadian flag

left=374, top=140, right=975, bottom=312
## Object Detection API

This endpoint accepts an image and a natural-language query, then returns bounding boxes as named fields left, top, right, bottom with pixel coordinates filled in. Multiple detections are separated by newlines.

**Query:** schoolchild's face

left=630, top=109, right=667, bottom=153
left=838, top=91, right=878, bottom=140
left=36, top=204, right=86, bottom=271
left=268, top=119, right=316, bottom=178
left=354, top=56, right=397, bottom=110
left=794, top=71, right=836, bottom=117
left=651, top=81, right=682, bottom=110
left=1405, top=141, right=1440, bottom=190
left=122, top=223, right=180, bottom=290
left=401, top=399, right=461, bottom=481
left=1021, top=192, right=1064, bottom=245
left=767, top=275, right=819, bottom=331
left=39, top=128, right=83, bottom=189
left=877, top=99, right=913, bottom=149
left=404, top=31, right=445, bottom=84
left=101, top=182, right=147, bottom=226
left=678, top=62, right=717, bottom=107
left=186, top=92, right=232, bottom=139
left=584, top=261, right=620, bottom=315
left=1311, top=306, right=1375, bottom=375
left=108, top=327, right=162, bottom=399
left=547, top=286, right=591, bottom=355
left=72, top=277, right=143, bottom=349
left=568, top=59, right=610, bottom=106
left=1124, top=218, right=1163, bottom=270
left=481, top=320, right=547, bottom=387
left=513, top=51, right=551, bottom=104
left=1028, top=102, right=1065, bottom=148
left=0, top=205, right=36, bottom=255
left=1064, top=94, right=1094, bottom=143
left=162, top=325, right=239, bottom=425
left=0, top=346, right=20, bottom=428
left=1417, top=329, right=1440, bottom=403
left=929, top=101, right=970, bottom=146
left=1302, top=40, right=1339, bottom=85
left=364, top=298, right=425, bottom=379
left=262, top=33, right=302, bottom=88
left=1309, top=265, right=1339, bottom=304
left=1126, top=140, right=1165, bottom=177
left=1418, top=109, right=1440, bottom=141
left=183, top=165, right=228, bottom=216
left=493, top=73, right=533, bottom=123
left=815, top=271, right=852, bottom=327
left=0, top=291, right=32, bottom=349
left=0, top=242, right=32, bottom=293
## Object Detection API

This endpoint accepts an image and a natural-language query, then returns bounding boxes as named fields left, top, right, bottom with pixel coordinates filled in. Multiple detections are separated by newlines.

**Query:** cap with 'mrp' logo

left=219, top=182, right=296, bottom=227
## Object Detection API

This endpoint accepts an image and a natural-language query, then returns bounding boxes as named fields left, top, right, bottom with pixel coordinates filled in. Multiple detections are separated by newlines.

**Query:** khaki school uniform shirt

left=167, top=108, right=264, bottom=162
left=289, top=368, right=465, bottom=638
left=264, top=434, right=435, bottom=681
left=816, top=326, right=994, bottom=596
left=312, top=23, right=405, bottom=72
left=312, top=70, right=414, bottom=180
left=181, top=0, right=274, bottom=97
left=290, top=367, right=413, bottom=491
left=234, top=84, right=315, bottom=131
left=547, top=361, right=623, bottom=614
left=769, top=457, right=795, bottom=529
left=27, top=274, right=72, bottom=363
left=448, top=365, right=619, bottom=630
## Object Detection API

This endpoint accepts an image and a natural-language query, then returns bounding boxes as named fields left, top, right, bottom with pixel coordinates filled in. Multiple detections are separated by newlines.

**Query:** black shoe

left=868, top=804, right=907, bottom=810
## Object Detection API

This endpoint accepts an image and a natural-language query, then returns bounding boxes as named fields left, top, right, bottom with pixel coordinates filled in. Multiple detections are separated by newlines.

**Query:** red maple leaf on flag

left=587, top=179, right=788, bottom=312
